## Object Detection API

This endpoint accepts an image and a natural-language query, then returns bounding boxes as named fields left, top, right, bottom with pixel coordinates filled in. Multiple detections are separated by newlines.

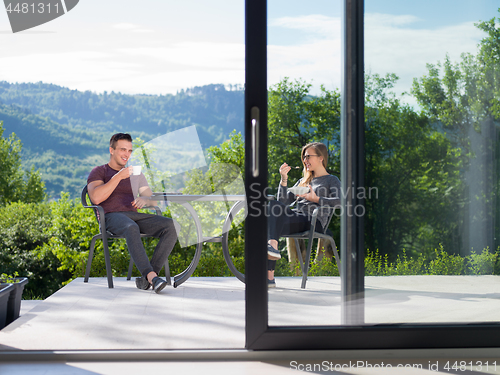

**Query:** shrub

left=467, top=248, right=497, bottom=275
left=49, top=199, right=247, bottom=282
left=308, top=257, right=340, bottom=276
left=193, top=246, right=234, bottom=277
left=365, top=249, right=389, bottom=276
left=428, top=246, right=465, bottom=275
left=4, top=191, right=500, bottom=301
left=365, top=249, right=425, bottom=276
left=0, top=201, right=68, bottom=298
left=390, top=250, right=426, bottom=275
left=274, top=257, right=296, bottom=277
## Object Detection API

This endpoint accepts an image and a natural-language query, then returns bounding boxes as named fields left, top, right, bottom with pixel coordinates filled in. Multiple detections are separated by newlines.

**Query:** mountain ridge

left=0, top=81, right=244, bottom=198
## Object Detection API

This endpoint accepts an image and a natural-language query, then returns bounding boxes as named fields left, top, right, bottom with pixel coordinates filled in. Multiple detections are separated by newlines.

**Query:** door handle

left=251, top=106, right=260, bottom=177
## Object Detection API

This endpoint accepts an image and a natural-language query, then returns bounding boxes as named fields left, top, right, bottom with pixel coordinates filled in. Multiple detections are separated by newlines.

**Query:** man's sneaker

left=268, top=279, right=276, bottom=288
left=267, top=244, right=281, bottom=260
left=152, top=276, right=168, bottom=294
left=135, top=276, right=151, bottom=290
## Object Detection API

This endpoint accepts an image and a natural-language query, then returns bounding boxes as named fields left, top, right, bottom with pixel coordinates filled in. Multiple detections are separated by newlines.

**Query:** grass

left=20, top=244, right=500, bottom=300
left=275, top=246, right=500, bottom=277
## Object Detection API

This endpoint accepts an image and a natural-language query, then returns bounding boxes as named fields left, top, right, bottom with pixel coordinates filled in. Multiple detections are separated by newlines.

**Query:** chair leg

left=330, top=238, right=341, bottom=276
left=164, top=259, right=171, bottom=285
left=127, top=258, right=134, bottom=280
left=102, top=239, right=114, bottom=288
left=84, top=236, right=98, bottom=282
left=294, top=239, right=305, bottom=275
left=301, top=238, right=315, bottom=289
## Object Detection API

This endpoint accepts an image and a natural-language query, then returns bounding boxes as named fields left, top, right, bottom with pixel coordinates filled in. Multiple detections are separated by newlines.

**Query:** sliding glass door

left=245, top=0, right=500, bottom=350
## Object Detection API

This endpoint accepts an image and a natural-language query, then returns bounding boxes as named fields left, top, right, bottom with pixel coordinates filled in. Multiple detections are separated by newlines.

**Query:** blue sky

left=0, top=0, right=498, bottom=100
left=365, top=0, right=498, bottom=29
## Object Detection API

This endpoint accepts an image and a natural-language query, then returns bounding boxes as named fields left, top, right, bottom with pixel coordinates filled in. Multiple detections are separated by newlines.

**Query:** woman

left=267, top=142, right=341, bottom=287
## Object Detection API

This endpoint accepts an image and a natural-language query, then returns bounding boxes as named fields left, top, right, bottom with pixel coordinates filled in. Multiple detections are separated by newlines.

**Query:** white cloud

left=270, top=15, right=339, bottom=37
left=267, top=13, right=485, bottom=101
left=89, top=69, right=244, bottom=95
left=118, top=42, right=245, bottom=70
left=112, top=23, right=154, bottom=33
left=268, top=15, right=341, bottom=94
left=365, top=13, right=421, bottom=27
left=0, top=43, right=244, bottom=95
left=364, top=15, right=485, bottom=102
left=112, top=23, right=139, bottom=30
left=268, top=39, right=341, bottom=93
left=0, top=50, right=140, bottom=91
left=0, top=12, right=487, bottom=99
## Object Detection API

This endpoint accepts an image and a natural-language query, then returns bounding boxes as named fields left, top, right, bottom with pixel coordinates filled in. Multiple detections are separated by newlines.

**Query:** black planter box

left=0, top=277, right=29, bottom=326
left=0, top=284, right=14, bottom=330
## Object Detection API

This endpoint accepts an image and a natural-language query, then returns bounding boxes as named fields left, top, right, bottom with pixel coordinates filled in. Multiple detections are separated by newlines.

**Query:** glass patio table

left=150, top=193, right=246, bottom=287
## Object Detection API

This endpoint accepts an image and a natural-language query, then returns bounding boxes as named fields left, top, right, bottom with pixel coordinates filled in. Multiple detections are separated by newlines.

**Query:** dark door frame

left=244, top=0, right=500, bottom=350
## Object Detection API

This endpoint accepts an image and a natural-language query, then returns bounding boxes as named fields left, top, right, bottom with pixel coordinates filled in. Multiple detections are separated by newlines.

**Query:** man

left=87, top=133, right=178, bottom=293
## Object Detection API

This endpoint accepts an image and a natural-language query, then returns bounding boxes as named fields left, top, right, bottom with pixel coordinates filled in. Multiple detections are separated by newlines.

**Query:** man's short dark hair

left=110, top=133, right=132, bottom=149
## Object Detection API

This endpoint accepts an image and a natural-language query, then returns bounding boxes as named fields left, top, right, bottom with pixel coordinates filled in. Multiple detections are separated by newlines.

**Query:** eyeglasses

left=303, top=154, right=319, bottom=161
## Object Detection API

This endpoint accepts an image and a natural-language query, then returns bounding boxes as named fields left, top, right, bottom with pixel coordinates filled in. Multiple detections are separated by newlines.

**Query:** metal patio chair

left=81, top=185, right=171, bottom=288
left=282, top=206, right=340, bottom=289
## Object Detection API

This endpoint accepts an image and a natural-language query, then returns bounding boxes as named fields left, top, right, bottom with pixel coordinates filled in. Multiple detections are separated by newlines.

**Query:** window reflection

left=268, top=0, right=500, bottom=327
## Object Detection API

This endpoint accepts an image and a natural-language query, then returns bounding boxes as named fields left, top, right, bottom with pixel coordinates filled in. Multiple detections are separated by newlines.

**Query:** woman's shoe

left=268, top=279, right=276, bottom=288
left=152, top=276, right=168, bottom=294
left=267, top=244, right=281, bottom=260
left=135, top=276, right=151, bottom=290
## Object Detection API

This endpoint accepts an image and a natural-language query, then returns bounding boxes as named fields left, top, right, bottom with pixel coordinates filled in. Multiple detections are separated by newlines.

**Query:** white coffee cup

left=132, top=166, right=142, bottom=175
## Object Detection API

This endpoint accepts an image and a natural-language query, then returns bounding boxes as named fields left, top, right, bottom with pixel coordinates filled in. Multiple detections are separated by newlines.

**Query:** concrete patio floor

left=1, top=275, right=500, bottom=351
left=1, top=276, right=500, bottom=374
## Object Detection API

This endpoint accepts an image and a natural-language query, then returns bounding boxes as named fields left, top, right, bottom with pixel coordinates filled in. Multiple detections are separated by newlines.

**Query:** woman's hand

left=297, top=184, right=319, bottom=203
left=279, top=163, right=291, bottom=186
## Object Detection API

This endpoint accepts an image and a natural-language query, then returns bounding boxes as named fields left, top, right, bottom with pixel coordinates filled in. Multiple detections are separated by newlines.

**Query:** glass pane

left=363, top=0, right=500, bottom=324
left=267, top=0, right=500, bottom=329
left=267, top=0, right=343, bottom=326
left=0, top=0, right=245, bottom=349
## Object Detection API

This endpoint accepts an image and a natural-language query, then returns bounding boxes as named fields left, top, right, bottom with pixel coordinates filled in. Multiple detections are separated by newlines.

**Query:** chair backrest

left=81, top=185, right=89, bottom=206
left=81, top=185, right=101, bottom=224
left=320, top=206, right=337, bottom=235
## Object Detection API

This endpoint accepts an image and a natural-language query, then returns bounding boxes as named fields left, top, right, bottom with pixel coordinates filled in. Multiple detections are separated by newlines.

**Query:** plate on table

left=288, top=186, right=310, bottom=195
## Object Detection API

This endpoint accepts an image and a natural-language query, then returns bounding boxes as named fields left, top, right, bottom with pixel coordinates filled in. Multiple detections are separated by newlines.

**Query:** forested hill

left=0, top=81, right=244, bottom=199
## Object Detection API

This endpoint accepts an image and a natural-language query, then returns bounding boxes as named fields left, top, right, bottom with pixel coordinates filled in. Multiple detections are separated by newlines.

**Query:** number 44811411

left=444, top=361, right=497, bottom=372
left=6, top=2, right=61, bottom=14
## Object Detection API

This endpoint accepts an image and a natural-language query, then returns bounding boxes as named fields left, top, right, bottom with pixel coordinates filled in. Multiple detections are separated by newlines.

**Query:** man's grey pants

left=105, top=211, right=179, bottom=277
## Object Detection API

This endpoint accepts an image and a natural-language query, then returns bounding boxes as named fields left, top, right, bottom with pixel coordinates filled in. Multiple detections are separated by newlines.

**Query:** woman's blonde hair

left=299, top=142, right=328, bottom=186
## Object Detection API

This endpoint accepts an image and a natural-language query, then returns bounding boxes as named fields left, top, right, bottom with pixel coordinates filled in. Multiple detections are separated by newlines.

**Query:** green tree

left=267, top=78, right=341, bottom=190
left=0, top=201, right=66, bottom=298
left=207, top=130, right=245, bottom=171
left=0, top=121, right=45, bottom=204
left=365, top=73, right=464, bottom=258
left=411, top=11, right=500, bottom=255
left=179, top=132, right=246, bottom=258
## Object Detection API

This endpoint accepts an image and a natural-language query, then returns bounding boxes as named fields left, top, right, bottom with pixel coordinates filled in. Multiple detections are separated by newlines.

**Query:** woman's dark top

left=277, top=174, right=341, bottom=229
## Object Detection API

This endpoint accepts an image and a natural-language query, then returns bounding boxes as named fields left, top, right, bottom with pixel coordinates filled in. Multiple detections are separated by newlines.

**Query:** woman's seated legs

left=267, top=200, right=312, bottom=281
